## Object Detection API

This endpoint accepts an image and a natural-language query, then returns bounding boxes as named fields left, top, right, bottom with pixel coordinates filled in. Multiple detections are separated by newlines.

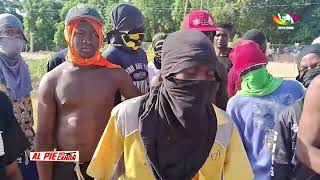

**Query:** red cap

left=182, top=10, right=218, bottom=32
left=230, top=40, right=268, bottom=74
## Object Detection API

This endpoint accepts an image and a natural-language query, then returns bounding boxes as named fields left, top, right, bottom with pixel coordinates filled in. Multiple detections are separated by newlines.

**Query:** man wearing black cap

left=35, top=5, right=141, bottom=180
left=103, top=4, right=149, bottom=104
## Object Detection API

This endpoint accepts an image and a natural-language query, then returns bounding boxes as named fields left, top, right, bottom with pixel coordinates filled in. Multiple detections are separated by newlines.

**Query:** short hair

left=216, top=21, right=233, bottom=32
left=243, top=29, right=267, bottom=50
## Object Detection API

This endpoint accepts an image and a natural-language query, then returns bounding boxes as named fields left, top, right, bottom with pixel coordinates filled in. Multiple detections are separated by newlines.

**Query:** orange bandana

left=64, top=18, right=120, bottom=68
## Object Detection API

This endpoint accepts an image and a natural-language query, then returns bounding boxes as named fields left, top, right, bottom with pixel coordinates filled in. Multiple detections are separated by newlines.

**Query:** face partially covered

left=297, top=53, right=320, bottom=87
left=173, top=64, right=220, bottom=104
left=299, top=53, right=320, bottom=75
left=0, top=27, right=25, bottom=57
left=73, top=21, right=99, bottom=58
left=0, top=27, right=24, bottom=39
left=214, top=28, right=230, bottom=49
left=175, top=65, right=217, bottom=81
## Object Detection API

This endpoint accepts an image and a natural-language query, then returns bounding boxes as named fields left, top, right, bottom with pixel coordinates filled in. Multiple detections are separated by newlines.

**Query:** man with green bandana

left=226, top=40, right=304, bottom=180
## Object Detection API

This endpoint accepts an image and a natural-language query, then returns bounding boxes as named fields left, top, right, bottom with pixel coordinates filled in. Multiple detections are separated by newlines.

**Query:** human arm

left=35, top=74, right=57, bottom=180
left=297, top=76, right=320, bottom=174
left=6, top=161, right=22, bottom=180
left=117, top=69, right=142, bottom=99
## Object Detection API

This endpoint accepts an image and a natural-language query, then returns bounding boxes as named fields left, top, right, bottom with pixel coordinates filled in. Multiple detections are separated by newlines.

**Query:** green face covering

left=237, top=67, right=283, bottom=97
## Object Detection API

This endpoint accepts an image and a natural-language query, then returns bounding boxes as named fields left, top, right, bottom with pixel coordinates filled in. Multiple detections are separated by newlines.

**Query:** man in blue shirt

left=226, top=40, right=304, bottom=180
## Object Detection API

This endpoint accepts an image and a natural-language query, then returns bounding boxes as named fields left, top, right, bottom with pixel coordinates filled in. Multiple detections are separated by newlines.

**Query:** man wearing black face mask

left=87, top=30, right=252, bottom=180
left=148, top=32, right=167, bottom=87
left=102, top=4, right=149, bottom=105
left=296, top=44, right=320, bottom=87
left=272, top=44, right=320, bottom=180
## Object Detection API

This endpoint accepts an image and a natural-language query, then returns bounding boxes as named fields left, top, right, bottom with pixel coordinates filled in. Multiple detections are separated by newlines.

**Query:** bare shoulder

left=305, top=76, right=320, bottom=99
left=308, top=75, right=320, bottom=90
left=39, top=62, right=69, bottom=88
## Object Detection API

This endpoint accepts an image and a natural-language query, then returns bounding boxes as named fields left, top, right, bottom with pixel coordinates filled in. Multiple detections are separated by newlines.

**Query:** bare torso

left=52, top=62, right=119, bottom=162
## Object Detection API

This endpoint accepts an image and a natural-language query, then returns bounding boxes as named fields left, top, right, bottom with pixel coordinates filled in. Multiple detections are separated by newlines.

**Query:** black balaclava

left=152, top=32, right=167, bottom=70
left=139, top=30, right=219, bottom=180
left=107, top=4, right=144, bottom=50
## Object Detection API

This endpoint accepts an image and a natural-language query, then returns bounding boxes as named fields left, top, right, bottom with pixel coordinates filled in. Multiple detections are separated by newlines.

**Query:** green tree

left=133, top=0, right=177, bottom=41
left=0, top=0, right=23, bottom=20
left=23, top=0, right=62, bottom=51
left=53, top=0, right=119, bottom=49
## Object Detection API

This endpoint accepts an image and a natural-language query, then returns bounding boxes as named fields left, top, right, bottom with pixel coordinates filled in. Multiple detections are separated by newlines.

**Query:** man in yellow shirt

left=87, top=30, right=253, bottom=180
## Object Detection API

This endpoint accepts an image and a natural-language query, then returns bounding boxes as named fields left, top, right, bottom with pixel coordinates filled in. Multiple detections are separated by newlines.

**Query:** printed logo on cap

left=192, top=14, right=213, bottom=27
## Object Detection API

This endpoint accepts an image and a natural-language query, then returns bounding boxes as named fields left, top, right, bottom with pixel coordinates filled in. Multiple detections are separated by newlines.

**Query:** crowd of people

left=1, top=3, right=320, bottom=180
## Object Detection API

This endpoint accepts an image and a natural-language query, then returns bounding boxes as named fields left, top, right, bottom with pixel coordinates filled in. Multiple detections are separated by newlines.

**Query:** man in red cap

left=226, top=40, right=304, bottom=180
left=182, top=10, right=229, bottom=110
left=182, top=9, right=218, bottom=40
left=35, top=5, right=141, bottom=180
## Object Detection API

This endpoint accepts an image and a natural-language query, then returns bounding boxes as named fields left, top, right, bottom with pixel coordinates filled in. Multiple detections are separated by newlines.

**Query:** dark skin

left=0, top=27, right=24, bottom=39
left=35, top=20, right=142, bottom=180
left=297, top=75, right=320, bottom=174
left=73, top=22, right=99, bottom=58
left=298, top=53, right=320, bottom=75
left=200, top=30, right=229, bottom=109
left=6, top=161, right=23, bottom=180
left=214, top=28, right=231, bottom=56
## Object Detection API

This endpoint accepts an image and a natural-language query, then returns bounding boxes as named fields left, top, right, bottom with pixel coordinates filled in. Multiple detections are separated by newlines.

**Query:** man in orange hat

left=182, top=10, right=229, bottom=110
left=35, top=5, right=141, bottom=180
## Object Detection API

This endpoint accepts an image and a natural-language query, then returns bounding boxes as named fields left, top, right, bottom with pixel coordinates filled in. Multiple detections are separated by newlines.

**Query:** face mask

left=121, top=33, right=144, bottom=50
left=0, top=36, right=24, bottom=58
left=154, top=56, right=161, bottom=70
left=297, top=67, right=320, bottom=88
left=166, top=77, right=219, bottom=121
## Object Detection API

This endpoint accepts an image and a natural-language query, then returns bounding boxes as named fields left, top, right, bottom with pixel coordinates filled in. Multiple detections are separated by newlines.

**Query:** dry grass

left=21, top=51, right=53, bottom=61
left=267, top=62, right=298, bottom=79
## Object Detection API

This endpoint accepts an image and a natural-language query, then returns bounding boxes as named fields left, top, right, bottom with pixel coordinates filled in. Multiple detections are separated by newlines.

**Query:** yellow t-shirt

left=87, top=96, right=253, bottom=180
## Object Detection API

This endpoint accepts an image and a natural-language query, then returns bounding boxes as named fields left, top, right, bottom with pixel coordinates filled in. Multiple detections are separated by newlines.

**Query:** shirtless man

left=297, top=75, right=320, bottom=175
left=35, top=5, right=141, bottom=180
